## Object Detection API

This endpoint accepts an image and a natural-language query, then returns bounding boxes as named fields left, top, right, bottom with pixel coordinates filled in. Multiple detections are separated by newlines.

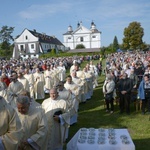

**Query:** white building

left=13, top=28, right=65, bottom=59
left=63, top=21, right=101, bottom=50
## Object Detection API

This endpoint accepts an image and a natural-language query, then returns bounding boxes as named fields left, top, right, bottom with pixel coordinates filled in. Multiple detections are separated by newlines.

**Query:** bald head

left=50, top=88, right=58, bottom=100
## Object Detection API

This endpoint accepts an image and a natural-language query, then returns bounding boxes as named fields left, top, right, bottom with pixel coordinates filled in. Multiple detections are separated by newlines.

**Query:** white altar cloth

left=67, top=128, right=135, bottom=150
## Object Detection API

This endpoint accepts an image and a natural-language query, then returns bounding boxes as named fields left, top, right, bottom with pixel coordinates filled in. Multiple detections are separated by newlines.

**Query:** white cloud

left=19, top=2, right=72, bottom=19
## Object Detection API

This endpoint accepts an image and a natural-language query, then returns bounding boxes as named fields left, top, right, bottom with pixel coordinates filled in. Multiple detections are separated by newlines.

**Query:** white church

left=63, top=21, right=101, bottom=50
left=13, top=29, right=65, bottom=59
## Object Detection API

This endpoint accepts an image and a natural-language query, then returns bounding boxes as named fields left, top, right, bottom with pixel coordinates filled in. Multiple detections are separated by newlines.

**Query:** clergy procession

left=1, top=51, right=150, bottom=150
left=0, top=55, right=100, bottom=150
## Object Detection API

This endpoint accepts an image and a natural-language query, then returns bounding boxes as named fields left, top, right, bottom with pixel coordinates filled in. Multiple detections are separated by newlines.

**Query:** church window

left=80, top=37, right=84, bottom=42
left=31, top=44, right=34, bottom=49
left=20, top=45, right=24, bottom=51
left=25, top=36, right=28, bottom=40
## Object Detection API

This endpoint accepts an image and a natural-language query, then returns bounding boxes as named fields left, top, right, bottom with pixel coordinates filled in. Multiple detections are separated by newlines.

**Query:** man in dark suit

left=117, top=72, right=132, bottom=114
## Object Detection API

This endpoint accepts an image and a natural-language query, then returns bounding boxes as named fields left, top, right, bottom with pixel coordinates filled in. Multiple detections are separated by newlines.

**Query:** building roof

left=16, top=29, right=64, bottom=46
left=63, top=31, right=73, bottom=35
left=67, top=48, right=100, bottom=53
left=90, top=29, right=101, bottom=33
left=28, top=29, right=64, bottom=46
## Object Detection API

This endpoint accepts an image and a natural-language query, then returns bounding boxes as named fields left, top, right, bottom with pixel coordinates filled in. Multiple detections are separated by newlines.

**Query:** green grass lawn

left=37, top=60, right=150, bottom=150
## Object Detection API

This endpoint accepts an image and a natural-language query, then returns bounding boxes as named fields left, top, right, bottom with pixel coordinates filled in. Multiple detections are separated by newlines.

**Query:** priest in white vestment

left=71, top=71, right=86, bottom=103
left=72, top=63, right=89, bottom=99
left=24, top=68, right=35, bottom=98
left=53, top=65, right=60, bottom=86
left=64, top=75, right=81, bottom=125
left=0, top=77, right=8, bottom=101
left=83, top=67, right=94, bottom=99
left=7, top=72, right=24, bottom=109
left=57, top=62, right=66, bottom=81
left=64, top=75, right=81, bottom=103
left=44, top=66, right=54, bottom=93
left=71, top=62, right=85, bottom=80
left=86, top=63, right=97, bottom=88
left=69, top=60, right=78, bottom=74
left=17, top=71, right=30, bottom=93
left=57, top=81, right=73, bottom=111
left=71, top=63, right=90, bottom=101
left=57, top=81, right=76, bottom=140
left=33, top=68, right=45, bottom=100
left=0, top=96, right=23, bottom=150
left=89, top=61, right=99, bottom=87
left=42, top=88, right=70, bottom=150
left=16, top=95, right=48, bottom=150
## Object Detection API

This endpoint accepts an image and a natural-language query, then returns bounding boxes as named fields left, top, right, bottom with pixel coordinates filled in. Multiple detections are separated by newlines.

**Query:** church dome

left=68, top=25, right=73, bottom=32
left=91, top=21, right=95, bottom=26
left=91, top=21, right=96, bottom=30
left=77, top=22, right=80, bottom=28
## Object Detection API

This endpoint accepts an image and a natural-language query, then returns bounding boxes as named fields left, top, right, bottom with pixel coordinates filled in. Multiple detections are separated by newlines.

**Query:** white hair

left=17, top=95, right=30, bottom=105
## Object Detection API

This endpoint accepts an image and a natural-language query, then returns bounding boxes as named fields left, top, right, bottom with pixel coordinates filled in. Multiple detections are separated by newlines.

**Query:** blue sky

left=0, top=0, right=150, bottom=46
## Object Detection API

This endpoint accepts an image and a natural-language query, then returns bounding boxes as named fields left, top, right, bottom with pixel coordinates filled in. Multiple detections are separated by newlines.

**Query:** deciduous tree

left=0, top=25, right=14, bottom=50
left=122, top=22, right=145, bottom=50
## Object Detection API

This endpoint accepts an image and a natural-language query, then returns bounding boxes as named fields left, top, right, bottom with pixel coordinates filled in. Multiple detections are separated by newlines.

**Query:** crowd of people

left=2, top=50, right=150, bottom=149
left=103, top=51, right=150, bottom=115
left=0, top=55, right=101, bottom=150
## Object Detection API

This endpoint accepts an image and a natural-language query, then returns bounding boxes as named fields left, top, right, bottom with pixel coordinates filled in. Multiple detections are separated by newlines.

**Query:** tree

left=122, top=22, right=145, bottom=50
left=75, top=44, right=85, bottom=49
left=104, top=44, right=114, bottom=54
left=51, top=48, right=56, bottom=56
left=112, top=36, right=119, bottom=52
left=1, top=41, right=10, bottom=50
left=0, top=25, right=14, bottom=50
